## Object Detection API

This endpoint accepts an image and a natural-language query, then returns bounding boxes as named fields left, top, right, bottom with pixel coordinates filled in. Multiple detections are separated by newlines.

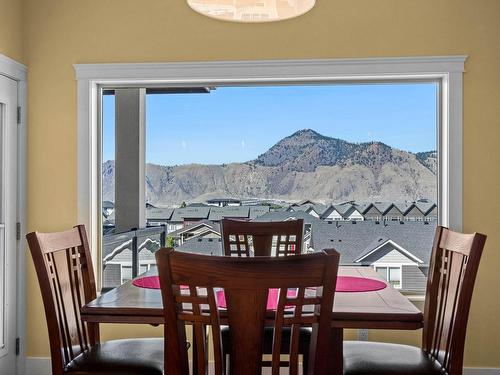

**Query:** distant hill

left=102, top=129, right=437, bottom=206
left=416, top=151, right=437, bottom=174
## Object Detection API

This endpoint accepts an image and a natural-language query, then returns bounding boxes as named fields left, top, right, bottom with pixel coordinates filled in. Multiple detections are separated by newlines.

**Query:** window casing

left=375, top=266, right=402, bottom=289
left=75, top=57, right=466, bottom=289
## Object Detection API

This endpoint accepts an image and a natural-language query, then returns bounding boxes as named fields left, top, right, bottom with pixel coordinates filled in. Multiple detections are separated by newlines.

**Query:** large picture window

left=101, top=82, right=438, bottom=293
left=74, top=57, right=465, bottom=294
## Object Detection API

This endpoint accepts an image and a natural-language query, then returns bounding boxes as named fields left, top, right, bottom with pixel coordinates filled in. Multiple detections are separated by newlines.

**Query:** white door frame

left=74, top=56, right=466, bottom=286
left=0, top=53, right=27, bottom=375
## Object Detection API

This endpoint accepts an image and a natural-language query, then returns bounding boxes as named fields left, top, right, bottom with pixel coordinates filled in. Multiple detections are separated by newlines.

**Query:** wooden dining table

left=81, top=266, right=423, bottom=374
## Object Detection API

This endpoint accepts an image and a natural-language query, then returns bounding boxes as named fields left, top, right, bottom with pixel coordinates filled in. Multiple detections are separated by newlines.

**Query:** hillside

left=102, top=129, right=437, bottom=206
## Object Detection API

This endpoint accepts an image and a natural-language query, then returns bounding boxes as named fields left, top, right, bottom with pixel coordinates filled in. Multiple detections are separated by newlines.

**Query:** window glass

left=388, top=267, right=402, bottom=288
left=101, top=83, right=438, bottom=293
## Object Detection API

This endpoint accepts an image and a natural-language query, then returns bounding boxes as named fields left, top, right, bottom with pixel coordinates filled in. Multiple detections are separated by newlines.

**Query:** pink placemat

left=132, top=275, right=387, bottom=294
left=132, top=276, right=188, bottom=290
left=335, top=276, right=387, bottom=292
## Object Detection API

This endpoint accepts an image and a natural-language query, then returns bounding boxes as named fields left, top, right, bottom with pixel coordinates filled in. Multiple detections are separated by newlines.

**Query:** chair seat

left=221, top=326, right=312, bottom=353
left=64, top=338, right=164, bottom=375
left=343, top=341, right=445, bottom=375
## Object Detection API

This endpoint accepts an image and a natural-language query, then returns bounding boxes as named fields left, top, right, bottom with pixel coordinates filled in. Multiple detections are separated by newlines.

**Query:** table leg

left=327, top=327, right=343, bottom=375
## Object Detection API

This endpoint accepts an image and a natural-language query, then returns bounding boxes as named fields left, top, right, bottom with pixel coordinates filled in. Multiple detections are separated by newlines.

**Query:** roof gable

left=355, top=238, right=424, bottom=263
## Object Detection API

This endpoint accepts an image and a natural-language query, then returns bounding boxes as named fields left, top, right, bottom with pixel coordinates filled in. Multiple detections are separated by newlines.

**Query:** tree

left=166, top=235, right=174, bottom=248
left=180, top=201, right=187, bottom=208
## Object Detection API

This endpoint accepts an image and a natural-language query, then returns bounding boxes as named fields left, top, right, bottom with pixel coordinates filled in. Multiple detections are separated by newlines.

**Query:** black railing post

left=160, top=225, right=166, bottom=247
left=131, top=229, right=138, bottom=278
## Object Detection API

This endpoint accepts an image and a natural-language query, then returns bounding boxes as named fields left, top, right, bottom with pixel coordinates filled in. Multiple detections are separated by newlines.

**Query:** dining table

left=81, top=266, right=423, bottom=374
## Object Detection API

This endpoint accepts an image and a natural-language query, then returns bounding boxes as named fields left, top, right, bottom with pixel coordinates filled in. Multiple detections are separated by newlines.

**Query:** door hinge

left=16, top=222, right=21, bottom=240
left=17, top=106, right=21, bottom=124
left=15, top=337, right=20, bottom=356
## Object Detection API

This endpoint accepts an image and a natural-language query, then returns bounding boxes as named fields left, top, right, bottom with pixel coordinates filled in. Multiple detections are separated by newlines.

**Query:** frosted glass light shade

left=187, top=0, right=316, bottom=23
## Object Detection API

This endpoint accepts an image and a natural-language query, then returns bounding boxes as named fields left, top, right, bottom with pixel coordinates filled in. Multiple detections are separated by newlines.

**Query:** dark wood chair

left=343, top=226, right=487, bottom=375
left=26, top=225, right=164, bottom=375
left=220, top=219, right=310, bottom=371
left=221, top=218, right=304, bottom=257
left=155, top=248, right=340, bottom=375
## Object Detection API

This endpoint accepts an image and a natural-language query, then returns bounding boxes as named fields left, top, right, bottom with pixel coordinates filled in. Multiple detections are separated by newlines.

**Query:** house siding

left=404, top=206, right=425, bottom=221
left=402, top=265, right=428, bottom=293
left=346, top=209, right=364, bottom=221
left=364, top=206, right=382, bottom=221
left=103, top=263, right=121, bottom=289
left=384, top=206, right=404, bottom=221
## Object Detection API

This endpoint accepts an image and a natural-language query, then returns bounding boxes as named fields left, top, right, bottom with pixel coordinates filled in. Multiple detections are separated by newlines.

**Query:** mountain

left=255, top=129, right=403, bottom=172
left=102, top=129, right=437, bottom=206
left=416, top=151, right=437, bottom=174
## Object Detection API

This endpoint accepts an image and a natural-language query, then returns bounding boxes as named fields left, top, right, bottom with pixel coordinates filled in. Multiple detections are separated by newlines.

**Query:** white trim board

left=0, top=52, right=28, bottom=375
left=355, top=239, right=424, bottom=264
left=24, top=357, right=500, bottom=375
left=74, top=56, right=466, bottom=284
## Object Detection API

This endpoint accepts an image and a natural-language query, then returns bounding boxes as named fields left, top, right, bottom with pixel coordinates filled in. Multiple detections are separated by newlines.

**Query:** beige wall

left=0, top=0, right=24, bottom=62
left=18, top=0, right=500, bottom=367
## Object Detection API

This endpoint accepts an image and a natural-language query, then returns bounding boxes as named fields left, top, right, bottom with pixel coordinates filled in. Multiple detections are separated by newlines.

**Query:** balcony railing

left=102, top=226, right=167, bottom=290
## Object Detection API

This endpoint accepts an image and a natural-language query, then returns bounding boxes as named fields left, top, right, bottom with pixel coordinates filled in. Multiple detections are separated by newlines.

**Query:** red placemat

left=336, top=276, right=387, bottom=292
left=131, top=276, right=188, bottom=290
left=132, top=275, right=387, bottom=293
left=132, top=276, right=161, bottom=289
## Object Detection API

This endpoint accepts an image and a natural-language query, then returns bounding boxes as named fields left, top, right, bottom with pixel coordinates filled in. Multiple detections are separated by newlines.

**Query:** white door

left=0, top=74, right=18, bottom=374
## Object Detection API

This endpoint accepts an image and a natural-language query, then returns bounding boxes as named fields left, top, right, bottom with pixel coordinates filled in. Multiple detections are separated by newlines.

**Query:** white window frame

left=74, top=56, right=466, bottom=287
left=373, top=264, right=405, bottom=289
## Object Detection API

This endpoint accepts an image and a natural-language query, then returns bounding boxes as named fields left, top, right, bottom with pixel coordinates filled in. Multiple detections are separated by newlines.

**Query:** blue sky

left=102, top=83, right=437, bottom=166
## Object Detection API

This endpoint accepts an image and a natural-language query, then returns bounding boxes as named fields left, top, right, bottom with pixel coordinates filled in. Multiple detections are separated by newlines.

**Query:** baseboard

left=23, top=357, right=500, bottom=375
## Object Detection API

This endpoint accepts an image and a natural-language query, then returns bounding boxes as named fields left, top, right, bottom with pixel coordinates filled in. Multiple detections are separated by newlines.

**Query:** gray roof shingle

left=170, top=207, right=211, bottom=222
left=208, top=206, right=250, bottom=221
left=311, top=220, right=436, bottom=265
left=146, top=207, right=174, bottom=221
left=249, top=206, right=271, bottom=219
left=176, top=237, right=223, bottom=256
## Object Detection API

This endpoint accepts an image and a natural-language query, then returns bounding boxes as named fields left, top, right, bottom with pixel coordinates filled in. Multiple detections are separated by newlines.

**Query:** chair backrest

left=26, top=225, right=99, bottom=375
left=422, top=226, right=487, bottom=375
left=220, top=219, right=304, bottom=257
left=156, top=248, right=339, bottom=375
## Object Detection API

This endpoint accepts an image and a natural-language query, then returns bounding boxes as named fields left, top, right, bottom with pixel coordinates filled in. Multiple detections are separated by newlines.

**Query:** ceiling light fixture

left=187, top=0, right=316, bottom=23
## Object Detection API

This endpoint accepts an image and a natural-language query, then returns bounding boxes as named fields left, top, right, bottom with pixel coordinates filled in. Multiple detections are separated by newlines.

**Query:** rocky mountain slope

left=102, top=129, right=437, bottom=206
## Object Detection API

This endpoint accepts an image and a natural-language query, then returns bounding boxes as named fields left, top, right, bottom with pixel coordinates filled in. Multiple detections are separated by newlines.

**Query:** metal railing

left=102, top=226, right=167, bottom=290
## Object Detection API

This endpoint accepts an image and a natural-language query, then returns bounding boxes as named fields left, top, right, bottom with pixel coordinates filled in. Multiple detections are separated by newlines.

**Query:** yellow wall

left=19, top=0, right=500, bottom=367
left=0, top=0, right=24, bottom=62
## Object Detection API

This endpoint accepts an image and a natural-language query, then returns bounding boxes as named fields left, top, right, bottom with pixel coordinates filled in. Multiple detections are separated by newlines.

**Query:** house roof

left=355, top=237, right=424, bottom=263
left=206, top=197, right=241, bottom=204
left=187, top=202, right=210, bottom=207
left=176, top=237, right=224, bottom=256
left=249, top=206, right=271, bottom=219
left=373, top=202, right=393, bottom=214
left=333, top=203, right=355, bottom=215
left=361, top=203, right=382, bottom=215
left=252, top=210, right=325, bottom=227
left=168, top=219, right=221, bottom=237
left=290, top=203, right=328, bottom=216
left=170, top=207, right=211, bottom=221
left=310, top=220, right=436, bottom=265
left=146, top=207, right=174, bottom=221
left=320, top=205, right=338, bottom=218
left=415, top=202, right=437, bottom=215
left=208, top=206, right=250, bottom=221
